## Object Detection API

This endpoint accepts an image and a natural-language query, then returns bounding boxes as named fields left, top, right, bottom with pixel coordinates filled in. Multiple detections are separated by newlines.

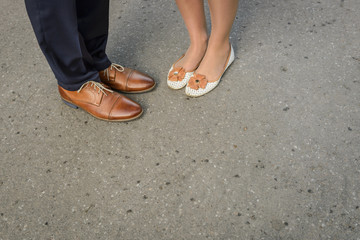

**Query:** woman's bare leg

left=174, top=0, right=208, bottom=72
left=196, top=0, right=239, bottom=81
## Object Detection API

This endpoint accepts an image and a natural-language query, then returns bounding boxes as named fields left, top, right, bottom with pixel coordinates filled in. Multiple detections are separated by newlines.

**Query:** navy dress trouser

left=25, top=0, right=112, bottom=91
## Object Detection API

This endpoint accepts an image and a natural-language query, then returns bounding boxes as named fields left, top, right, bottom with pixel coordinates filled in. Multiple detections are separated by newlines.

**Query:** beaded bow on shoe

left=187, top=73, right=208, bottom=90
left=168, top=67, right=186, bottom=82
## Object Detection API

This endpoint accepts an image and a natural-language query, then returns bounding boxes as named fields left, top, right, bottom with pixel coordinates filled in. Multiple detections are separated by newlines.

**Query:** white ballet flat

left=185, top=45, right=235, bottom=97
left=167, top=55, right=194, bottom=90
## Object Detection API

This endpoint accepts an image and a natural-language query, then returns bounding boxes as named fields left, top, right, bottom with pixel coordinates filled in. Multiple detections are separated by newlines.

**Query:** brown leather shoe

left=58, top=81, right=142, bottom=121
left=99, top=63, right=156, bottom=93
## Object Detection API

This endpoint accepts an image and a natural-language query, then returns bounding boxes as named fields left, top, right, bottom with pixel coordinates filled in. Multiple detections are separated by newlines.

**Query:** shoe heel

left=62, top=99, right=78, bottom=109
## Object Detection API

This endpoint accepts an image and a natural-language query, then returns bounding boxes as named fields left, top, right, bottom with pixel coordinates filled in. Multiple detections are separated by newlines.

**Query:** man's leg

left=24, top=0, right=143, bottom=121
left=76, top=0, right=111, bottom=71
left=25, top=0, right=100, bottom=91
left=75, top=0, right=156, bottom=93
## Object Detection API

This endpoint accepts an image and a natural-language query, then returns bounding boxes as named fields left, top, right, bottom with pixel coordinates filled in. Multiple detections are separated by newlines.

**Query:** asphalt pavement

left=1, top=0, right=359, bottom=239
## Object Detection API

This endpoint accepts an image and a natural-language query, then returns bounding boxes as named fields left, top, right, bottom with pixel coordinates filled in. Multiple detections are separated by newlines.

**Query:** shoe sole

left=61, top=99, right=143, bottom=122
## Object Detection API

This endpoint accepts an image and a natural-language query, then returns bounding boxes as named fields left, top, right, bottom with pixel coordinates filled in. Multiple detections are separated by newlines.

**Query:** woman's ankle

left=211, top=37, right=230, bottom=46
left=190, top=33, right=208, bottom=48
left=207, top=38, right=230, bottom=55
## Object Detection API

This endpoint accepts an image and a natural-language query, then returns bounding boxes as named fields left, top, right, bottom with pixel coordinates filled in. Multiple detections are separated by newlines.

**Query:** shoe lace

left=103, top=63, right=125, bottom=81
left=77, top=81, right=113, bottom=96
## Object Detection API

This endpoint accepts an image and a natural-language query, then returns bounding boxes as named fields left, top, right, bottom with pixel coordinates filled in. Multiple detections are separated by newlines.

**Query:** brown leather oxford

left=99, top=63, right=156, bottom=93
left=58, top=81, right=143, bottom=121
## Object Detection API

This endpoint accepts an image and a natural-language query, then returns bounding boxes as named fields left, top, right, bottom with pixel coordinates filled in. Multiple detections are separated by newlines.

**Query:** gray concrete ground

left=1, top=0, right=359, bottom=239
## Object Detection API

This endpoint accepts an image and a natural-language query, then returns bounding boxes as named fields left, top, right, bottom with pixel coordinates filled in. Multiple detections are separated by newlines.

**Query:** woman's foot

left=195, top=40, right=231, bottom=81
left=185, top=43, right=234, bottom=97
left=167, top=38, right=208, bottom=90
left=174, top=39, right=208, bottom=72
